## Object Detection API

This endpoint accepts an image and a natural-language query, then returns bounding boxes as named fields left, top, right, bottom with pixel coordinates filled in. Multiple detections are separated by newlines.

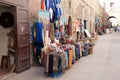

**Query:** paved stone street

left=2, top=32, right=120, bottom=80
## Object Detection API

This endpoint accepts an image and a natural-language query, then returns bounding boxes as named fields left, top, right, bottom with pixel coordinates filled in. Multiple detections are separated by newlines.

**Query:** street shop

left=30, top=0, right=95, bottom=78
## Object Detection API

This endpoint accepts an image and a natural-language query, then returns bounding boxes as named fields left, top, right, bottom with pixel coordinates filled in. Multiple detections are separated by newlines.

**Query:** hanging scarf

left=41, top=0, right=45, bottom=10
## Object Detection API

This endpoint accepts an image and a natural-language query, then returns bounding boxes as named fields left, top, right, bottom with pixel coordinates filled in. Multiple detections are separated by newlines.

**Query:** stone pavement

left=2, top=32, right=120, bottom=80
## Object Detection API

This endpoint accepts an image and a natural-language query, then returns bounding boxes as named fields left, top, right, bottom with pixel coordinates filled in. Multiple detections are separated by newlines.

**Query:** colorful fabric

left=45, top=0, right=50, bottom=10
left=49, top=0, right=55, bottom=9
left=49, top=8, right=54, bottom=22
left=34, top=21, right=44, bottom=48
left=54, top=0, right=61, bottom=4
left=67, top=25, right=71, bottom=36
left=64, top=51, right=68, bottom=69
left=53, top=54, right=58, bottom=72
left=68, top=49, right=73, bottom=68
left=41, top=0, right=45, bottom=10
left=49, top=22, right=54, bottom=42
left=75, top=43, right=81, bottom=60
left=49, top=54, right=54, bottom=74
left=72, top=45, right=76, bottom=63
left=60, top=53, right=66, bottom=72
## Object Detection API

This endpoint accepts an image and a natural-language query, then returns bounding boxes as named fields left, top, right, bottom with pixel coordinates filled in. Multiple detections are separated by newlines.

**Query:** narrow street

left=2, top=32, right=120, bottom=80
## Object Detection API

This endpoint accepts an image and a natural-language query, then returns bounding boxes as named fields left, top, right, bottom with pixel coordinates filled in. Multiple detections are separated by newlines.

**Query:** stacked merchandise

left=82, top=43, right=89, bottom=56
left=81, top=40, right=94, bottom=56
left=44, top=43, right=84, bottom=78
left=62, top=44, right=73, bottom=68
left=44, top=44, right=77, bottom=78
left=75, top=43, right=81, bottom=60
left=42, top=38, right=94, bottom=78
left=44, top=44, right=67, bottom=78
left=38, top=0, right=95, bottom=78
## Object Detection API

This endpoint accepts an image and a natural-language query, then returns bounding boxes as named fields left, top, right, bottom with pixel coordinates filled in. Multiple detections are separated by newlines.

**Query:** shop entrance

left=0, top=1, right=30, bottom=78
left=0, top=3, right=15, bottom=77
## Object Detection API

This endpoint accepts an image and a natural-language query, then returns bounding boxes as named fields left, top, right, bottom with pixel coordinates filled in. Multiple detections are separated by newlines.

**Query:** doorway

left=0, top=1, right=30, bottom=78
left=0, top=3, right=15, bottom=78
left=84, top=20, right=87, bottom=29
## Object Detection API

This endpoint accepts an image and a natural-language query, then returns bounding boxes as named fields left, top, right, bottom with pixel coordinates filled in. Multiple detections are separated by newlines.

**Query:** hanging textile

left=49, top=22, right=55, bottom=42
left=68, top=16, right=72, bottom=35
left=45, top=0, right=50, bottom=10
left=49, top=8, right=54, bottom=22
left=41, top=0, right=45, bottom=10
left=34, top=21, right=44, bottom=48
left=72, top=45, right=76, bottom=64
left=75, top=43, right=81, bottom=60
left=66, top=25, right=71, bottom=36
left=54, top=0, right=61, bottom=4
left=60, top=53, right=66, bottom=72
left=49, top=0, right=55, bottom=9
left=68, top=49, right=73, bottom=68
left=54, top=3, right=62, bottom=20
left=33, top=21, right=44, bottom=64
left=64, top=51, right=68, bottom=69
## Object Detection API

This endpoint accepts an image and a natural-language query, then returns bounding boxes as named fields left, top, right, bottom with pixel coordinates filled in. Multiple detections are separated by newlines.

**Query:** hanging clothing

left=72, top=45, right=76, bottom=63
left=49, top=8, right=54, bottom=22
left=55, top=3, right=62, bottom=20
left=68, top=49, right=73, bottom=68
left=49, top=0, right=55, bottom=9
left=49, top=22, right=55, bottom=42
left=45, top=0, right=50, bottom=10
left=34, top=21, right=44, bottom=48
left=59, top=7, right=62, bottom=16
left=54, top=0, right=61, bottom=4
left=66, top=25, right=71, bottom=36
left=54, top=20, right=60, bottom=30
left=33, top=21, right=44, bottom=64
left=41, top=0, right=45, bottom=10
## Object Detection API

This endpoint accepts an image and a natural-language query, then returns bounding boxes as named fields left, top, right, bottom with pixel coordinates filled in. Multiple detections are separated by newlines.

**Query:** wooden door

left=15, top=6, right=30, bottom=73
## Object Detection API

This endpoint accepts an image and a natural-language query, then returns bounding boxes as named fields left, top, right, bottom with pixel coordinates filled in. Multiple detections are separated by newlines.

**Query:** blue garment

left=54, top=5, right=62, bottom=20
left=49, top=0, right=55, bottom=9
left=55, top=32, right=60, bottom=37
left=54, top=0, right=61, bottom=4
left=45, top=0, right=50, bottom=10
left=55, top=31, right=60, bottom=40
left=34, top=21, right=44, bottom=48
left=59, top=7, right=62, bottom=16
left=54, top=6, right=59, bottom=20
left=64, top=51, right=68, bottom=69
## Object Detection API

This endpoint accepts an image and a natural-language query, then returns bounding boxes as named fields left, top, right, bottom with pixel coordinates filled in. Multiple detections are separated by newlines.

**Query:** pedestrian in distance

left=114, top=27, right=117, bottom=33
left=117, top=26, right=120, bottom=33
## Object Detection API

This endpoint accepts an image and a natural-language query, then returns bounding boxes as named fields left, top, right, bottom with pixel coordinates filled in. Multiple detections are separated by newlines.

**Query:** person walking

left=114, top=26, right=117, bottom=33
left=117, top=26, right=120, bottom=33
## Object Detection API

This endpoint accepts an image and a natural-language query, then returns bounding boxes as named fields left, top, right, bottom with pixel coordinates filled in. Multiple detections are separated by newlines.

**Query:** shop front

left=28, top=0, right=95, bottom=78
left=0, top=0, right=30, bottom=77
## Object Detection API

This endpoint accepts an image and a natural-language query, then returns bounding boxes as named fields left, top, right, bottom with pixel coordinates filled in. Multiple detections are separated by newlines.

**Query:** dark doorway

left=84, top=20, right=87, bottom=29
left=0, top=1, right=30, bottom=77
left=0, top=3, right=15, bottom=78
